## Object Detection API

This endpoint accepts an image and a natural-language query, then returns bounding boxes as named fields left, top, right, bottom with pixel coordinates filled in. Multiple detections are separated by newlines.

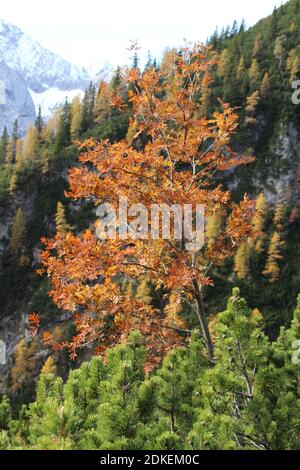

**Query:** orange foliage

left=38, top=44, right=256, bottom=365
left=28, top=313, right=40, bottom=336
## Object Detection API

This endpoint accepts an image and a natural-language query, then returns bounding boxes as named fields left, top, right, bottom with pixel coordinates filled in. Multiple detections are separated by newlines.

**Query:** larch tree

left=290, top=55, right=300, bottom=82
left=43, top=110, right=61, bottom=144
left=15, top=138, right=24, bottom=165
left=11, top=338, right=39, bottom=393
left=289, top=21, right=297, bottom=33
left=260, top=73, right=270, bottom=99
left=248, top=59, right=260, bottom=89
left=70, top=96, right=82, bottom=139
left=55, top=202, right=70, bottom=233
left=252, top=32, right=263, bottom=59
left=263, top=231, right=284, bottom=283
left=251, top=192, right=267, bottom=253
left=287, top=48, right=300, bottom=83
left=9, top=173, right=18, bottom=195
left=234, top=242, right=250, bottom=280
left=245, top=91, right=260, bottom=125
left=273, top=203, right=286, bottom=231
left=23, top=126, right=39, bottom=164
left=252, top=192, right=267, bottom=233
left=41, top=356, right=57, bottom=375
left=38, top=44, right=256, bottom=365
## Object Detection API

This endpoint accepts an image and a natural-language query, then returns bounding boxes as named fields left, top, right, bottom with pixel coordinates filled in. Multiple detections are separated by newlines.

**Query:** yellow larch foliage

left=43, top=109, right=61, bottom=143
left=245, top=91, right=260, bottom=114
left=249, top=59, right=260, bottom=88
left=252, top=193, right=267, bottom=233
left=260, top=73, right=270, bottom=99
left=55, top=202, right=70, bottom=233
left=251, top=308, right=262, bottom=321
left=70, top=95, right=82, bottom=139
left=234, top=242, right=250, bottom=280
left=15, top=138, right=23, bottom=164
left=11, top=338, right=40, bottom=393
left=263, top=231, right=284, bottom=283
left=252, top=32, right=263, bottom=59
left=9, top=173, right=18, bottom=194
left=273, top=203, right=285, bottom=231
left=41, top=356, right=57, bottom=375
left=23, top=126, right=39, bottom=162
left=245, top=91, right=260, bottom=125
left=255, top=239, right=264, bottom=254
left=287, top=49, right=300, bottom=83
left=251, top=193, right=267, bottom=253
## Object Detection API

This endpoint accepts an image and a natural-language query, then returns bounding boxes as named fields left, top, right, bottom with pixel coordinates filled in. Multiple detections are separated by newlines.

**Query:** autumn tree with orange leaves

left=38, top=44, right=256, bottom=365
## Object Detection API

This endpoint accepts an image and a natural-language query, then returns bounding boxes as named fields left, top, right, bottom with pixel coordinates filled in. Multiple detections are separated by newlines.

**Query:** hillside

left=0, top=0, right=300, bottom=414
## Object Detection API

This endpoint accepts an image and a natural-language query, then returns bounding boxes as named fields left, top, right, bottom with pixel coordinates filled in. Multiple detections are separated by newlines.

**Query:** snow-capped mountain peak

left=0, top=19, right=90, bottom=93
left=0, top=19, right=94, bottom=133
left=0, top=19, right=118, bottom=133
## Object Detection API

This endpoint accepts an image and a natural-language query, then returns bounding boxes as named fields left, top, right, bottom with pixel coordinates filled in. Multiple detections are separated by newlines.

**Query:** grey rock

left=0, top=19, right=89, bottom=93
left=0, top=60, right=36, bottom=135
left=0, top=19, right=91, bottom=135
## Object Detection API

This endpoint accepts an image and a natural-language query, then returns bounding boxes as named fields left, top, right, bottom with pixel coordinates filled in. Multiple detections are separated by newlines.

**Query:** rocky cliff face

left=0, top=60, right=36, bottom=134
left=263, top=123, right=300, bottom=205
left=0, top=171, right=63, bottom=395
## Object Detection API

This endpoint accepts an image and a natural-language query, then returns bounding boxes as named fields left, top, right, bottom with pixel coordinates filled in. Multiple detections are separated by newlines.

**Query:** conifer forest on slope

left=1, top=0, right=300, bottom=451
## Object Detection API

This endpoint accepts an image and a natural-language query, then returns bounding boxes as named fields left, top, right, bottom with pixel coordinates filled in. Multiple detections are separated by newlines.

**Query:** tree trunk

left=193, top=280, right=215, bottom=364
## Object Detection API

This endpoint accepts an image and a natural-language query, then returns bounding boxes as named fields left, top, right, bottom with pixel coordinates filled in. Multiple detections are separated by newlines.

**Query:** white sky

left=0, top=0, right=288, bottom=69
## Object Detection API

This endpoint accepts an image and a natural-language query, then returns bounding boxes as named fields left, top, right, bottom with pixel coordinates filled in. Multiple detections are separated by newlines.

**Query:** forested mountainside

left=0, top=0, right=300, bottom=440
